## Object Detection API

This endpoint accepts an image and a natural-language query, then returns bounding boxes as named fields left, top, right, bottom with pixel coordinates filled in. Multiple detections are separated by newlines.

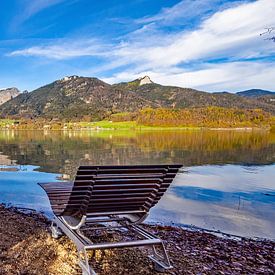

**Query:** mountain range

left=0, top=76, right=274, bottom=120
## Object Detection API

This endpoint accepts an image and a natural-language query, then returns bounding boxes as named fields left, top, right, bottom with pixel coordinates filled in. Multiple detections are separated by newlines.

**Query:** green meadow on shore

left=0, top=119, right=202, bottom=131
left=0, top=119, right=274, bottom=132
left=1, top=107, right=274, bottom=131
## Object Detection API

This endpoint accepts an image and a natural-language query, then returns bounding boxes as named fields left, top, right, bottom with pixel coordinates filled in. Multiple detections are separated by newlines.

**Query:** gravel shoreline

left=0, top=205, right=274, bottom=275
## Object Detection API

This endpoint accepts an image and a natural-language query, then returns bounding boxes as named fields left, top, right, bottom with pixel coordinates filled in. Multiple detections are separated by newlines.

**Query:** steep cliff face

left=0, top=88, right=20, bottom=105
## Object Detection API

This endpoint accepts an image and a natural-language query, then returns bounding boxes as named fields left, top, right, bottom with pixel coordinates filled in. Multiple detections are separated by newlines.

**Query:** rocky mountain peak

left=0, top=76, right=274, bottom=119
left=138, top=76, right=153, bottom=86
left=60, top=75, right=79, bottom=82
left=0, top=87, right=20, bottom=105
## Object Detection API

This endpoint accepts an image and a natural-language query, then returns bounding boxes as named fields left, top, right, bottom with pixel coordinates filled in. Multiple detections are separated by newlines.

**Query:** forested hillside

left=135, top=107, right=274, bottom=128
left=0, top=76, right=274, bottom=120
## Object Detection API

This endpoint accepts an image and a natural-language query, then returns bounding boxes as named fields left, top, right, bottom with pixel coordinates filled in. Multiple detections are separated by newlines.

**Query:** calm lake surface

left=0, top=129, right=274, bottom=239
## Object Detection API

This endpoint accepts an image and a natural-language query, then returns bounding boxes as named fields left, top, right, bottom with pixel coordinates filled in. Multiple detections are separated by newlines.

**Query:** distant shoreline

left=0, top=119, right=272, bottom=131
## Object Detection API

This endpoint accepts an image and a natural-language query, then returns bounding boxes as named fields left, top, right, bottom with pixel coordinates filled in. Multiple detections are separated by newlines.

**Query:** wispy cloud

left=103, top=61, right=275, bottom=92
left=7, top=0, right=275, bottom=92
left=9, top=38, right=109, bottom=59
left=136, top=0, right=235, bottom=25
left=12, top=0, right=274, bottom=62
left=116, top=0, right=275, bottom=67
left=23, top=0, right=65, bottom=18
left=10, top=0, right=67, bottom=30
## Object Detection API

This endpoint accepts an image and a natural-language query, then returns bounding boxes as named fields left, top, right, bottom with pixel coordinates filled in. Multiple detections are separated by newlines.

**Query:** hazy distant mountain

left=0, top=76, right=274, bottom=119
left=236, top=89, right=275, bottom=97
left=236, top=89, right=275, bottom=107
left=0, top=87, right=20, bottom=105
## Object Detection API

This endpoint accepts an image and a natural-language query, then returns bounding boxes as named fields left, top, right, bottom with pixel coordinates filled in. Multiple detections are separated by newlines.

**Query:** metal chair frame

left=39, top=164, right=182, bottom=275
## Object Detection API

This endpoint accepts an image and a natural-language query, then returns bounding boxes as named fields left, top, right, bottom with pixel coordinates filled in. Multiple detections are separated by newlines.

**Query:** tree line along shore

left=0, top=106, right=275, bottom=131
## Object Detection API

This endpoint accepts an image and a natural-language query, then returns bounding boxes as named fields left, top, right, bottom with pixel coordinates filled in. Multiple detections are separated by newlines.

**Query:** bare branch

left=260, top=27, right=275, bottom=36
left=260, top=27, right=275, bottom=42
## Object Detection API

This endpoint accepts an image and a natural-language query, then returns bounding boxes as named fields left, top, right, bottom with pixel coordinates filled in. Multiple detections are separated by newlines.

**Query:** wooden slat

left=43, top=164, right=183, bottom=217
left=78, top=164, right=182, bottom=169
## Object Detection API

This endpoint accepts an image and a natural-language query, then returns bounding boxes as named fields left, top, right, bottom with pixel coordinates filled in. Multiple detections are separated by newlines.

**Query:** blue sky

left=0, top=0, right=274, bottom=92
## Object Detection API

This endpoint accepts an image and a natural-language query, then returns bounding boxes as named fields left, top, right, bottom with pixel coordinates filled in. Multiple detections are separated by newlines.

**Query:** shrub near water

left=136, top=107, right=274, bottom=128
left=110, top=112, right=137, bottom=122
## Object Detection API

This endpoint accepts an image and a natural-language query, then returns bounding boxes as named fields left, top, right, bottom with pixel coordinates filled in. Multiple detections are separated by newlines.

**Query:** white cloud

left=104, top=0, right=275, bottom=91
left=115, top=0, right=275, bottom=68
left=10, top=0, right=68, bottom=30
left=9, top=39, right=108, bottom=60
left=136, top=0, right=229, bottom=25
left=22, top=0, right=65, bottom=18
left=10, top=0, right=275, bottom=64
left=103, top=61, right=275, bottom=92
left=7, top=0, right=275, bottom=92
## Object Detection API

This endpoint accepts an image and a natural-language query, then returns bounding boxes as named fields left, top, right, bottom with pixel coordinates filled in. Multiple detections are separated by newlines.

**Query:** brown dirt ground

left=0, top=205, right=274, bottom=275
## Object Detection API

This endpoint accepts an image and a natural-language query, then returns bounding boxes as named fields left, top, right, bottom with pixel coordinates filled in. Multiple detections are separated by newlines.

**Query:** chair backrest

left=62, top=164, right=182, bottom=217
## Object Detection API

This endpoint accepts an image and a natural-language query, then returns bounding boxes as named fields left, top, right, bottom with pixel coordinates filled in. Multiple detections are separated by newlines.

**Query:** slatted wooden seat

left=38, top=164, right=182, bottom=275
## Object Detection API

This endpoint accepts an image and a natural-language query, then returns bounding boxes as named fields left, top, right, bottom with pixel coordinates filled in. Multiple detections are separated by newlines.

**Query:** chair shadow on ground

left=0, top=205, right=167, bottom=275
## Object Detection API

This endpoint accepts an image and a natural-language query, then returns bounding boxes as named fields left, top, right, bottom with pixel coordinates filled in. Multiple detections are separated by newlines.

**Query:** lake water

left=0, top=129, right=274, bottom=239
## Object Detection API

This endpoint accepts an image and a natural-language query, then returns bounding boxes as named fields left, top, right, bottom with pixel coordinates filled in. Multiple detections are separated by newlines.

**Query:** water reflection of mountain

left=0, top=130, right=274, bottom=179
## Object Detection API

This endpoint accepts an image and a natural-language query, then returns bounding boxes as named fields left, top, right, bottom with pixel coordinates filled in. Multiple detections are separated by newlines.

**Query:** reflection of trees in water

left=0, top=130, right=274, bottom=179
left=134, top=131, right=275, bottom=166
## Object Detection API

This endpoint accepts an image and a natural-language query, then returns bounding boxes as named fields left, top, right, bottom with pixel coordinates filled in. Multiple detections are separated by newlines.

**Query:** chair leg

left=149, top=243, right=172, bottom=272
left=78, top=248, right=96, bottom=275
left=51, top=222, right=63, bottom=239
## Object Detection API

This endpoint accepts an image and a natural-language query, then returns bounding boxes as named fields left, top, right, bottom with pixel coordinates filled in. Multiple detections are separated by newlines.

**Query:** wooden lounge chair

left=38, top=164, right=182, bottom=275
